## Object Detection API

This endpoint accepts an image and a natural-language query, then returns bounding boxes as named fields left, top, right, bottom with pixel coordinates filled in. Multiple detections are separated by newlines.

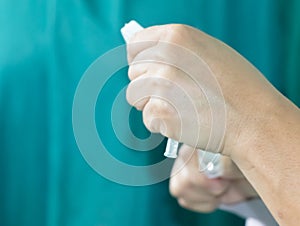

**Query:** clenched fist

left=169, top=145, right=257, bottom=213
left=126, top=24, right=281, bottom=158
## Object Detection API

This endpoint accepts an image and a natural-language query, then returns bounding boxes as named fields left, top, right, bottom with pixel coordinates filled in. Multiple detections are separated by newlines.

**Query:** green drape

left=0, top=0, right=293, bottom=225
left=281, top=0, right=300, bottom=106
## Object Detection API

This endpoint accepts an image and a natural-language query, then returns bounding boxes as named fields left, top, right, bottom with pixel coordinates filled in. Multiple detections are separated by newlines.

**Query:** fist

left=169, top=145, right=258, bottom=213
left=126, top=24, right=279, bottom=158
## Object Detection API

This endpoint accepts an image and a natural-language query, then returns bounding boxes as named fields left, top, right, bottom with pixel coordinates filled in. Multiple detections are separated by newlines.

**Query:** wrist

left=229, top=89, right=295, bottom=169
left=229, top=92, right=300, bottom=224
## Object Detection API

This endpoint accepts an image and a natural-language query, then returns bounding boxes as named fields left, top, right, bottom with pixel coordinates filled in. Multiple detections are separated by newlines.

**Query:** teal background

left=0, top=0, right=298, bottom=225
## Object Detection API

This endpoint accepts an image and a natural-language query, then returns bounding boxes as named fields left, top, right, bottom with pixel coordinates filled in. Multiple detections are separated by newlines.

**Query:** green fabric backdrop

left=0, top=0, right=296, bottom=225
left=281, top=0, right=300, bottom=107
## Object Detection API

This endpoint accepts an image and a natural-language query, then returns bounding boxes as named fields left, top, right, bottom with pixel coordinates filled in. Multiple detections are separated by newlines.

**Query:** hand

left=169, top=145, right=258, bottom=213
left=126, top=24, right=300, bottom=225
left=126, top=24, right=281, bottom=157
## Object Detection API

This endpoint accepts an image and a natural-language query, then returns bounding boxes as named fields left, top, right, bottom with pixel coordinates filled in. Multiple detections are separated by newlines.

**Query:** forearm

left=232, top=93, right=300, bottom=226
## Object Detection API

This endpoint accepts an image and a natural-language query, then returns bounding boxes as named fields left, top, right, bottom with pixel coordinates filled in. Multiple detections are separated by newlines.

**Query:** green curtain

left=280, top=0, right=300, bottom=106
left=0, top=0, right=292, bottom=225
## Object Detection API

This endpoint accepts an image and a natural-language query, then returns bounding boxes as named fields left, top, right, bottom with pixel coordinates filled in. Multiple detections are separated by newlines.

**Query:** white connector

left=121, top=20, right=143, bottom=43
left=197, top=150, right=223, bottom=179
left=164, top=138, right=179, bottom=158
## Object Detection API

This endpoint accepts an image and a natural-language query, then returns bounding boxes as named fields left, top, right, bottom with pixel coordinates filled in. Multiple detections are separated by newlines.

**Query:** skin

left=169, top=144, right=258, bottom=213
left=126, top=24, right=300, bottom=225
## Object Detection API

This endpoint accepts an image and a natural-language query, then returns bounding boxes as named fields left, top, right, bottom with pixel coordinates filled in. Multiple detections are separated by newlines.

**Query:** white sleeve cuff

left=219, top=199, right=278, bottom=226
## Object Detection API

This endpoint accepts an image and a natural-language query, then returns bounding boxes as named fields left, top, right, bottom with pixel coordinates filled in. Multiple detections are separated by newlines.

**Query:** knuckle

left=219, top=195, right=232, bottom=205
left=156, top=99, right=171, bottom=115
left=178, top=199, right=218, bottom=213
left=177, top=198, right=190, bottom=209
left=142, top=115, right=161, bottom=133
left=208, top=180, right=230, bottom=196
left=127, top=41, right=151, bottom=63
left=128, top=62, right=150, bottom=80
left=126, top=82, right=142, bottom=106
left=143, top=98, right=173, bottom=119
left=127, top=65, right=140, bottom=81
left=201, top=202, right=218, bottom=213
left=169, top=175, right=194, bottom=198
left=219, top=192, right=243, bottom=205
left=191, top=175, right=208, bottom=189
left=180, top=174, right=194, bottom=191
left=125, top=84, right=135, bottom=106
left=142, top=104, right=164, bottom=133
left=170, top=171, right=193, bottom=198
left=210, top=187, right=225, bottom=196
left=126, top=83, right=149, bottom=109
left=167, top=24, right=186, bottom=39
left=149, top=76, right=163, bottom=90
left=169, top=179, right=182, bottom=198
left=159, top=65, right=178, bottom=81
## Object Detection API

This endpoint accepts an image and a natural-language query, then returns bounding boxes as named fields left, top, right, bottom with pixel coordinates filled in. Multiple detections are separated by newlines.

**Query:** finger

left=128, top=62, right=148, bottom=81
left=178, top=197, right=219, bottom=213
left=128, top=62, right=165, bottom=81
left=170, top=145, right=196, bottom=175
left=175, top=146, right=230, bottom=194
left=170, top=178, right=215, bottom=203
left=126, top=76, right=150, bottom=110
left=127, top=25, right=164, bottom=63
left=126, top=67, right=175, bottom=110
left=170, top=159, right=214, bottom=201
left=219, top=178, right=258, bottom=204
left=128, top=25, right=193, bottom=67
left=126, top=66, right=209, bottom=146
left=142, top=98, right=178, bottom=134
left=126, top=72, right=185, bottom=136
left=170, top=145, right=230, bottom=197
